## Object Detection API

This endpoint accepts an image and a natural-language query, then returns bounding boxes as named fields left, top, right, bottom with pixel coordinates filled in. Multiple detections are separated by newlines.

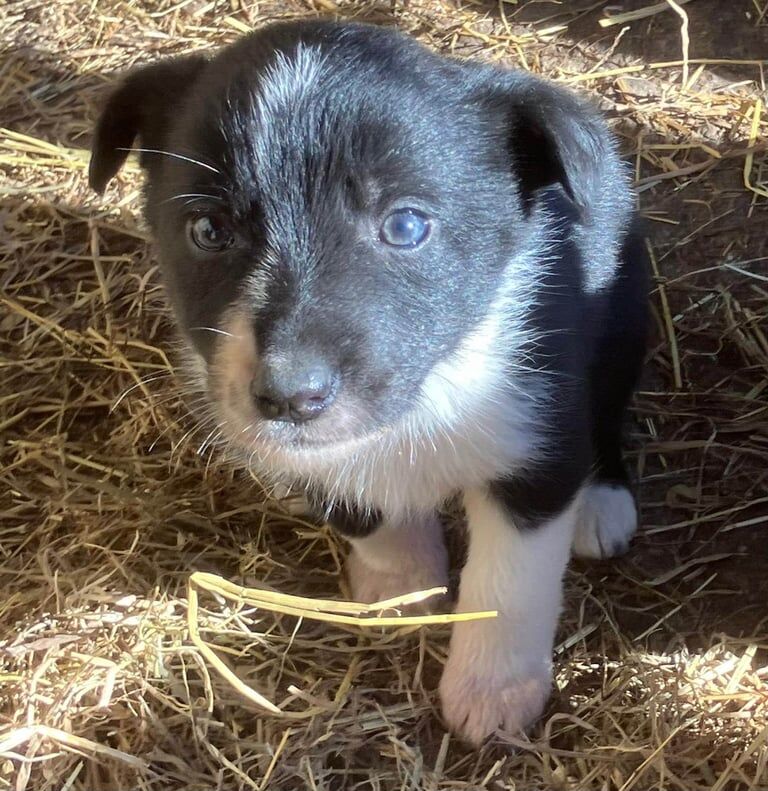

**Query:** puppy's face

left=90, top=22, right=610, bottom=464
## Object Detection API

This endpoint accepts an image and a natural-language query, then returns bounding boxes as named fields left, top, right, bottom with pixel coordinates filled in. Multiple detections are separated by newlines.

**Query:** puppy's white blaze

left=259, top=43, right=324, bottom=116
left=440, top=489, right=581, bottom=743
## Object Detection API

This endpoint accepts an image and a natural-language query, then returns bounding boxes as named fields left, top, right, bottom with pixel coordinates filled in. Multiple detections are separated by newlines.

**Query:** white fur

left=258, top=43, right=324, bottom=118
left=575, top=157, right=633, bottom=294
left=439, top=489, right=581, bottom=745
left=346, top=512, right=449, bottom=609
left=572, top=482, right=637, bottom=559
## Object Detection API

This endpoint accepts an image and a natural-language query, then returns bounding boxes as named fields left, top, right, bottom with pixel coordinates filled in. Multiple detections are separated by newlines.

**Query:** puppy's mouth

left=215, top=369, right=387, bottom=459
left=224, top=402, right=388, bottom=459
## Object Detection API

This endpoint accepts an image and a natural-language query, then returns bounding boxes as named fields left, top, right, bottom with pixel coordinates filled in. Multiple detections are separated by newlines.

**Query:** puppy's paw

left=346, top=555, right=449, bottom=612
left=439, top=657, right=550, bottom=746
left=346, top=543, right=449, bottom=612
left=572, top=482, right=637, bottom=559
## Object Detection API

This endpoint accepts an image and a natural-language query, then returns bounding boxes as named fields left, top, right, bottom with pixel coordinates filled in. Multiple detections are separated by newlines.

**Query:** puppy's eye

left=187, top=214, right=233, bottom=252
left=380, top=209, right=430, bottom=248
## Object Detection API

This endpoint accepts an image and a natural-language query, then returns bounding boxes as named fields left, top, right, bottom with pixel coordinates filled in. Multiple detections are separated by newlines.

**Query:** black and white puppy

left=90, top=20, right=648, bottom=745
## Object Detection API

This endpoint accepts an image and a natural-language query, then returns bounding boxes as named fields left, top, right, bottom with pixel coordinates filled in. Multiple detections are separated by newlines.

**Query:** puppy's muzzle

left=251, top=354, right=338, bottom=424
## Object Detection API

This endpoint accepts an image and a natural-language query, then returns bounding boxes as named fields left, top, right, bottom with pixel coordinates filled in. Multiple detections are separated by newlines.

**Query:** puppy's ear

left=89, top=55, right=208, bottom=193
left=494, top=75, right=614, bottom=218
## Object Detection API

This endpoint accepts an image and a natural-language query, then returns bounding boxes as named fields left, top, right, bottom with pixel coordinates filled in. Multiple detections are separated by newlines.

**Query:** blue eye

left=380, top=209, right=431, bottom=248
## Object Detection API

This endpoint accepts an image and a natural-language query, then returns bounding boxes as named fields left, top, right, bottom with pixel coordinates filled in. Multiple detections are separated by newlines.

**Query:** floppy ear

left=496, top=75, right=615, bottom=219
left=89, top=54, right=208, bottom=193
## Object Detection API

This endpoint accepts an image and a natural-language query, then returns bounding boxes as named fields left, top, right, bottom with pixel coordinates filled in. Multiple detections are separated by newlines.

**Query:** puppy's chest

left=279, top=388, right=542, bottom=518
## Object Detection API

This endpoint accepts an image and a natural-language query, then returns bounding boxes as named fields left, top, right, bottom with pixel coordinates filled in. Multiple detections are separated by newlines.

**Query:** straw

left=2, top=1, right=767, bottom=789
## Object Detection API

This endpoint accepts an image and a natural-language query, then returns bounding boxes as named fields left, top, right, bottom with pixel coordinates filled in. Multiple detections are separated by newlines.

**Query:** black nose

left=252, top=361, right=337, bottom=423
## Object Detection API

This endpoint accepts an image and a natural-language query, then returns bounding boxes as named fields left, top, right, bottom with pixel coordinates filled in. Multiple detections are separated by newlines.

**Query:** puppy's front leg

left=440, top=487, right=580, bottom=745
left=346, top=512, right=449, bottom=609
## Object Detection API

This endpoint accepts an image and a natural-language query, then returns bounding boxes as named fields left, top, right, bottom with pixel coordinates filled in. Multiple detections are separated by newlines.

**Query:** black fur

left=491, top=203, right=649, bottom=528
left=307, top=496, right=382, bottom=539
left=589, top=222, right=649, bottom=487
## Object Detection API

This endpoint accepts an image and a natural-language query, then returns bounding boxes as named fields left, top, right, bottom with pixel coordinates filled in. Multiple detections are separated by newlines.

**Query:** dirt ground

left=2, top=1, right=768, bottom=790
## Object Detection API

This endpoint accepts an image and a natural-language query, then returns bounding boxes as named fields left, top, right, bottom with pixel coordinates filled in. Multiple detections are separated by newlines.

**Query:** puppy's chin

left=217, top=387, right=388, bottom=465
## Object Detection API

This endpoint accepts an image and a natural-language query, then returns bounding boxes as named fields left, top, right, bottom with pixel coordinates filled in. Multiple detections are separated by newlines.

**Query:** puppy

left=89, top=20, right=648, bottom=745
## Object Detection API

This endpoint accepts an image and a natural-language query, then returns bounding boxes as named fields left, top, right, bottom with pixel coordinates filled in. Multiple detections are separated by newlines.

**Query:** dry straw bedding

left=2, top=0, right=768, bottom=789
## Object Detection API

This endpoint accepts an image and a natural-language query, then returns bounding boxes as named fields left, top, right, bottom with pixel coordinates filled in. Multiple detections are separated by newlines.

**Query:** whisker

left=172, top=420, right=211, bottom=457
left=159, top=193, right=226, bottom=205
left=189, top=326, right=235, bottom=338
left=148, top=423, right=179, bottom=453
left=169, top=419, right=219, bottom=469
left=203, top=432, right=227, bottom=475
left=111, top=371, right=174, bottom=411
left=127, top=393, right=189, bottom=418
left=133, top=394, right=211, bottom=427
left=117, top=147, right=221, bottom=175
left=197, top=422, right=228, bottom=455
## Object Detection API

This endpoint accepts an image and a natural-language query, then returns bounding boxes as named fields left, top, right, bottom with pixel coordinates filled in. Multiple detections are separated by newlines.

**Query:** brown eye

left=188, top=214, right=233, bottom=252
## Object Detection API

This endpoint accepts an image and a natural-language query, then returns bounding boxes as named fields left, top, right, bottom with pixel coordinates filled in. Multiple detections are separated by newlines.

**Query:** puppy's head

left=90, top=21, right=620, bottom=465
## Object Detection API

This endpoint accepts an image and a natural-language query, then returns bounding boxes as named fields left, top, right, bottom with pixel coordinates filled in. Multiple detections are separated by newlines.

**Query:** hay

left=2, top=1, right=767, bottom=789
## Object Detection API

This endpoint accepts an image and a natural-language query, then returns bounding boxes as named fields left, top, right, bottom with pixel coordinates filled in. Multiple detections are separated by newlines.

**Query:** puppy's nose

left=252, top=361, right=337, bottom=423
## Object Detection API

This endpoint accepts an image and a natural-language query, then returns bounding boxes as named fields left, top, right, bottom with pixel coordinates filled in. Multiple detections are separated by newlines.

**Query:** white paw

left=347, top=548, right=448, bottom=608
left=439, top=652, right=551, bottom=745
left=346, top=519, right=449, bottom=611
left=572, top=482, right=637, bottom=559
